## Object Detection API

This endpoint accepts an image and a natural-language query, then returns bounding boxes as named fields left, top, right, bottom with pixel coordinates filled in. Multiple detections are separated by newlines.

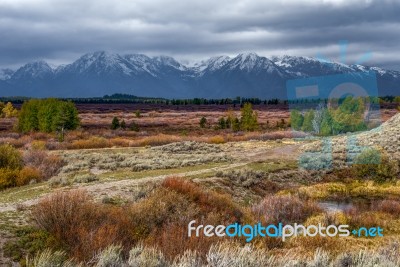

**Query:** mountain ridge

left=0, top=52, right=399, bottom=98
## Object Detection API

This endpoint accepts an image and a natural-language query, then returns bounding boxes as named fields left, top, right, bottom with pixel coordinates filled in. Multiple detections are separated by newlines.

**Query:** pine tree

left=111, top=117, right=120, bottom=130
left=302, top=110, right=315, bottom=132
left=240, top=103, right=258, bottom=131
left=232, top=118, right=241, bottom=132
left=120, top=120, right=127, bottom=129
left=199, top=117, right=207, bottom=128
left=290, top=110, right=304, bottom=131
left=218, top=117, right=226, bottom=129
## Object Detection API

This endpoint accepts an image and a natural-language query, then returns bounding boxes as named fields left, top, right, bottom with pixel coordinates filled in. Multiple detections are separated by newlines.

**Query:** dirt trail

left=0, top=162, right=248, bottom=214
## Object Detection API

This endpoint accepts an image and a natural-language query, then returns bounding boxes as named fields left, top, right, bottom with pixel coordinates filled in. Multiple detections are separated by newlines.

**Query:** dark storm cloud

left=0, top=0, right=399, bottom=69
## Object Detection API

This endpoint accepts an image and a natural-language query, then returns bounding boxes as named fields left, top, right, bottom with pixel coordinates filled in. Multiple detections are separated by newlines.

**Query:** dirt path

left=0, top=162, right=248, bottom=214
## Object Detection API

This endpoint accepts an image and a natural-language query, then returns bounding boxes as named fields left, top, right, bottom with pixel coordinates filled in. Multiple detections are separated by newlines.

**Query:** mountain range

left=0, top=51, right=399, bottom=99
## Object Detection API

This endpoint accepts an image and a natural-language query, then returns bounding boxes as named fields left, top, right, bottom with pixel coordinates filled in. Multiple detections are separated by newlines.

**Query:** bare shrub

left=252, top=195, right=321, bottom=225
left=32, top=190, right=134, bottom=261
left=23, top=150, right=65, bottom=179
left=372, top=200, right=400, bottom=216
left=215, top=168, right=266, bottom=187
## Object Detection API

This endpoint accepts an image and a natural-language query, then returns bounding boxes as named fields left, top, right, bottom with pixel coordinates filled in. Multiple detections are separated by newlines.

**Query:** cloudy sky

left=0, top=0, right=399, bottom=70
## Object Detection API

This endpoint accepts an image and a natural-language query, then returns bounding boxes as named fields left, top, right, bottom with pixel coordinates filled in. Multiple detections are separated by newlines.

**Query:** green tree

left=290, top=110, right=304, bottom=131
left=2, top=102, right=18, bottom=118
left=18, top=99, right=79, bottom=133
left=331, top=96, right=366, bottom=133
left=120, top=120, right=127, bottom=129
left=135, top=110, right=141, bottom=118
left=395, top=96, right=400, bottom=111
left=240, top=103, right=258, bottom=131
left=130, top=122, right=140, bottom=132
left=302, top=110, right=315, bottom=132
left=0, top=102, right=5, bottom=117
left=232, top=118, right=240, bottom=132
left=111, top=117, right=120, bottom=130
left=218, top=117, right=226, bottom=129
left=199, top=117, right=207, bottom=128
left=320, top=109, right=333, bottom=136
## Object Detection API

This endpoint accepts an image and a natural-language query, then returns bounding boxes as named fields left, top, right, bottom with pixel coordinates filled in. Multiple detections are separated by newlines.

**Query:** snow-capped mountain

left=0, top=52, right=399, bottom=98
left=0, top=69, right=15, bottom=80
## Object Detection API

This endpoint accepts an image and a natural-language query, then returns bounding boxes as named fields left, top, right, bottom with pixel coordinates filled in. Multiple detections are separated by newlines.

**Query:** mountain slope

left=0, top=52, right=399, bottom=98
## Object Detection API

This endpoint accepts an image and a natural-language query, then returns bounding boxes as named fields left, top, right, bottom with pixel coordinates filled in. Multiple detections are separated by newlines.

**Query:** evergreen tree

left=120, top=120, right=127, bottom=129
left=199, top=117, right=207, bottom=128
left=130, top=122, right=140, bottom=132
left=240, top=103, right=258, bottom=131
left=290, top=110, right=304, bottom=130
left=111, top=117, right=120, bottom=130
left=302, top=110, right=315, bottom=132
left=218, top=117, right=226, bottom=129
left=232, top=118, right=241, bottom=132
left=320, top=109, right=333, bottom=136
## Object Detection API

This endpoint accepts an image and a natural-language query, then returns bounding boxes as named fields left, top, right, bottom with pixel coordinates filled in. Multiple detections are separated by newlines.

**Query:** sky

left=0, top=0, right=399, bottom=70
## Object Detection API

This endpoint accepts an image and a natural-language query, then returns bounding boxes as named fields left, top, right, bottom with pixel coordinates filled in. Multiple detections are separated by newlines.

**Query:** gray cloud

left=0, top=0, right=399, bottom=70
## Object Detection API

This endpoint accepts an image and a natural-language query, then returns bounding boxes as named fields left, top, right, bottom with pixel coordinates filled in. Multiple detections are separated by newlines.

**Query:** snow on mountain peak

left=0, top=68, right=15, bottom=80
left=11, top=60, right=54, bottom=80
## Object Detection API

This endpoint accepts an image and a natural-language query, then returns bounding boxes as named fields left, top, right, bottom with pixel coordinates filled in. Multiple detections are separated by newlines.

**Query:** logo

left=286, top=41, right=381, bottom=170
left=188, top=220, right=384, bottom=242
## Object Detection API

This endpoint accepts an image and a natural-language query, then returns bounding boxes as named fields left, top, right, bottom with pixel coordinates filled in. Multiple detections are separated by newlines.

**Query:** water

left=318, top=201, right=354, bottom=212
left=317, top=199, right=372, bottom=213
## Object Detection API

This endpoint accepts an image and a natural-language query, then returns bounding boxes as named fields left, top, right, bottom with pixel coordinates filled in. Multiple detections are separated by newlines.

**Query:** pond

left=317, top=199, right=372, bottom=213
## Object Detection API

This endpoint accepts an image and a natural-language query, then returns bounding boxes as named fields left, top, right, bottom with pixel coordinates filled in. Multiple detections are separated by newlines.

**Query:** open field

left=0, top=102, right=399, bottom=266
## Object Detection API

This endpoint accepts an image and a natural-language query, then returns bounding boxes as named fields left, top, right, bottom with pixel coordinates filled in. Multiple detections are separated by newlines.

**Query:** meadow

left=0, top=101, right=399, bottom=266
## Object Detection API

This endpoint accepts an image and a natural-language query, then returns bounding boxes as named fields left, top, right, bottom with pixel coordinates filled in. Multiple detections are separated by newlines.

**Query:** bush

left=353, top=148, right=399, bottom=181
left=16, top=166, right=42, bottom=186
left=23, top=150, right=65, bottom=179
left=128, top=244, right=167, bottom=267
left=0, top=144, right=22, bottom=170
left=32, top=190, right=134, bottom=261
left=252, top=195, right=321, bottom=225
left=26, top=249, right=71, bottom=267
left=0, top=168, right=19, bottom=189
left=69, top=137, right=111, bottom=149
left=95, top=245, right=124, bottom=267
left=372, top=200, right=400, bottom=216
